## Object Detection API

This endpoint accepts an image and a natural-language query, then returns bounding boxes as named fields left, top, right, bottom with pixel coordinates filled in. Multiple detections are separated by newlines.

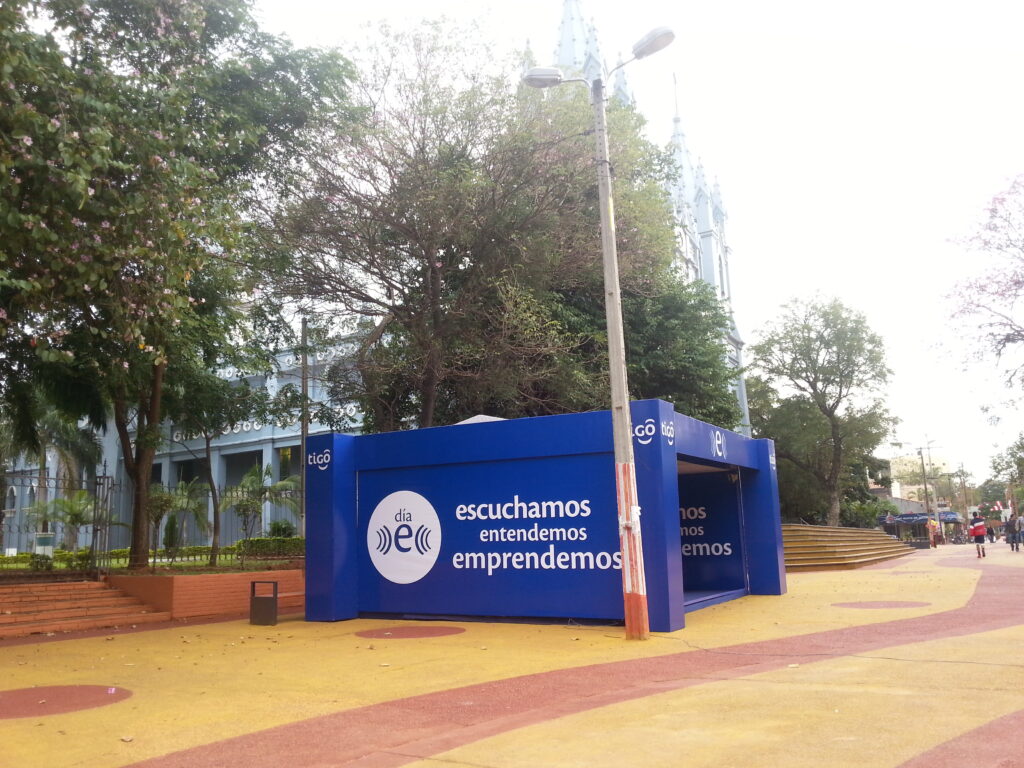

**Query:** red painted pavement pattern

left=355, top=626, right=466, bottom=639
left=832, top=601, right=931, bottom=609
left=0, top=685, right=131, bottom=719
left=897, top=709, right=1024, bottom=768
left=132, top=557, right=1019, bottom=768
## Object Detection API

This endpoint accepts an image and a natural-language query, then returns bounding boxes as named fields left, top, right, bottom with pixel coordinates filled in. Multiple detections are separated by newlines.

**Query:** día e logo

left=710, top=429, right=727, bottom=459
left=367, top=490, right=441, bottom=584
left=307, top=449, right=332, bottom=471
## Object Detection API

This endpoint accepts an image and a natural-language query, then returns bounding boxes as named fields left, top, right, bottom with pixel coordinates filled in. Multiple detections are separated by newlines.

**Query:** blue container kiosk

left=305, top=399, right=785, bottom=632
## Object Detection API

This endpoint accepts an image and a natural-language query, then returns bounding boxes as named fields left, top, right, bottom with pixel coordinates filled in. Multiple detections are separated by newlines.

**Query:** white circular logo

left=711, top=430, right=727, bottom=459
left=367, top=491, right=442, bottom=584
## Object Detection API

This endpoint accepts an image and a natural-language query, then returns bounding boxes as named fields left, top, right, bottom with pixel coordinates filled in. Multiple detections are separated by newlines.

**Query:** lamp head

left=522, top=67, right=564, bottom=89
left=631, top=27, right=675, bottom=59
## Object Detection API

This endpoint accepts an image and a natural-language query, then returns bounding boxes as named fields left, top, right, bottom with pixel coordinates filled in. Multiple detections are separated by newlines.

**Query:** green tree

left=162, top=260, right=276, bottom=566
left=146, top=485, right=175, bottom=563
left=750, top=299, right=894, bottom=527
left=842, top=498, right=899, bottom=529
left=617, top=278, right=741, bottom=426
left=26, top=489, right=95, bottom=547
left=976, top=478, right=1007, bottom=504
left=166, top=375, right=263, bottom=566
left=166, top=479, right=209, bottom=565
left=2, top=1, right=354, bottom=568
left=263, top=21, right=686, bottom=431
left=224, top=464, right=298, bottom=566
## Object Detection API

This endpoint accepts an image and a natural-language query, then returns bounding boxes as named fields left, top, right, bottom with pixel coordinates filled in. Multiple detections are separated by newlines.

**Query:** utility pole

left=959, top=464, right=971, bottom=513
left=918, top=448, right=932, bottom=516
left=300, top=316, right=308, bottom=537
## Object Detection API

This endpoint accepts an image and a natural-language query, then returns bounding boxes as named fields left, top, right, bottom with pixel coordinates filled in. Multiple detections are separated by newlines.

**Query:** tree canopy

left=749, top=298, right=893, bottom=526
left=261, top=20, right=740, bottom=431
left=2, top=0, right=355, bottom=567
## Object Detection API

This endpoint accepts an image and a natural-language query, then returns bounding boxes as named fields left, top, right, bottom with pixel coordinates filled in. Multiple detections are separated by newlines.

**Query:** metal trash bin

left=250, top=580, right=278, bottom=626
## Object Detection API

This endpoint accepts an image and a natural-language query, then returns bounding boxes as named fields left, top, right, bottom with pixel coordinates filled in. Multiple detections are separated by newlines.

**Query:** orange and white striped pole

left=593, top=76, right=650, bottom=640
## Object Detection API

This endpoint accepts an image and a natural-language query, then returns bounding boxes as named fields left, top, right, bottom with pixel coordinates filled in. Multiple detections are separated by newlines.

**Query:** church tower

left=554, top=0, right=751, bottom=433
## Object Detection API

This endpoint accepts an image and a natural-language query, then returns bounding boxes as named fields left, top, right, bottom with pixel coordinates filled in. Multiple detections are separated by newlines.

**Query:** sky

left=253, top=0, right=1024, bottom=482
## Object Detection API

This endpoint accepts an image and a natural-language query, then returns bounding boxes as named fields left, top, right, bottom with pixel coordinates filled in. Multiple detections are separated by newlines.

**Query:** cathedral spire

left=669, top=73, right=696, bottom=218
left=582, top=17, right=605, bottom=81
left=612, top=53, right=633, bottom=105
left=555, top=0, right=587, bottom=73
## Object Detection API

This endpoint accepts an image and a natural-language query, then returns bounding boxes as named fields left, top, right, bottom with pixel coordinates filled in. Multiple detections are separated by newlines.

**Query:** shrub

left=236, top=537, right=305, bottom=558
left=268, top=519, right=297, bottom=538
left=29, top=553, right=54, bottom=571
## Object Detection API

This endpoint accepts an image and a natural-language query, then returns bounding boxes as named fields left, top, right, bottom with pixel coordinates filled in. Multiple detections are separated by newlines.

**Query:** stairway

left=783, top=524, right=915, bottom=572
left=0, top=580, right=171, bottom=639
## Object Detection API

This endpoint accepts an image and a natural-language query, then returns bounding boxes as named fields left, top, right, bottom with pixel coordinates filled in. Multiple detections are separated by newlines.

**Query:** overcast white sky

left=254, top=0, right=1024, bottom=482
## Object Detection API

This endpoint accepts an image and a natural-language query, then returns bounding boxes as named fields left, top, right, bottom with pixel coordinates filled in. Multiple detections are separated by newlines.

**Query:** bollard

left=250, top=580, right=278, bottom=626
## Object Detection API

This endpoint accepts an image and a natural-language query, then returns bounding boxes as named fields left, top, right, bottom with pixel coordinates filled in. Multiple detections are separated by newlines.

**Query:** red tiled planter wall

left=108, top=570, right=304, bottom=619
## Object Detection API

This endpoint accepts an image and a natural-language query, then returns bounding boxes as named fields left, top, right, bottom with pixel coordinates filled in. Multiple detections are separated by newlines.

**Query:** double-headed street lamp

left=523, top=27, right=674, bottom=641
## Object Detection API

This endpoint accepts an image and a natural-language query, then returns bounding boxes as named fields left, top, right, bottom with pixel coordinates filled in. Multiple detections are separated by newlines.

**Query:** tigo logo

left=307, top=449, right=332, bottom=471
left=633, top=418, right=657, bottom=445
left=367, top=490, right=442, bottom=584
left=633, top=418, right=674, bottom=447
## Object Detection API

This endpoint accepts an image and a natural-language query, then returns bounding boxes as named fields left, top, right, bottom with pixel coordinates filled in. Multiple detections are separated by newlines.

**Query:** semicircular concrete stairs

left=783, top=524, right=916, bottom=571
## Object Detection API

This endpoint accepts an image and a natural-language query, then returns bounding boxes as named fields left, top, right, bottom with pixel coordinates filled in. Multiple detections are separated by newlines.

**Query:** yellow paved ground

left=2, top=544, right=1021, bottom=768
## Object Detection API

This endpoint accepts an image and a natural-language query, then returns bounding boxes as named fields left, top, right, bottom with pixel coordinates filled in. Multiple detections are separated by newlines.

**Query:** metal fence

left=1, top=473, right=121, bottom=572
left=0, top=473, right=301, bottom=570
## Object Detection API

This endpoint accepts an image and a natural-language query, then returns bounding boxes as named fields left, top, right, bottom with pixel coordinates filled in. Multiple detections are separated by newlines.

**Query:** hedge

left=236, top=537, right=305, bottom=558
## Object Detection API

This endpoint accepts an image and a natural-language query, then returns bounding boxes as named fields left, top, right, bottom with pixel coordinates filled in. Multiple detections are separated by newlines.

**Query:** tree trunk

left=128, top=443, right=156, bottom=569
left=37, top=448, right=49, bottom=532
left=115, top=362, right=167, bottom=570
left=418, top=262, right=443, bottom=429
left=826, top=487, right=842, bottom=528
left=826, top=417, right=844, bottom=527
left=419, top=352, right=438, bottom=428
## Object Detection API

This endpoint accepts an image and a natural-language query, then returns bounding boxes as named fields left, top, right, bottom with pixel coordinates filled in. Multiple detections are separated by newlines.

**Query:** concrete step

left=0, top=596, right=155, bottom=625
left=786, top=550, right=913, bottom=572
left=785, top=547, right=910, bottom=563
left=0, top=609, right=172, bottom=639
left=0, top=580, right=171, bottom=638
left=782, top=525, right=914, bottom=571
left=0, top=580, right=107, bottom=597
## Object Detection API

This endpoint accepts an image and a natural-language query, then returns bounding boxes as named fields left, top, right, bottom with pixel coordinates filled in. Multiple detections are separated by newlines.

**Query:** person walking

left=1007, top=512, right=1021, bottom=552
left=970, top=511, right=987, bottom=558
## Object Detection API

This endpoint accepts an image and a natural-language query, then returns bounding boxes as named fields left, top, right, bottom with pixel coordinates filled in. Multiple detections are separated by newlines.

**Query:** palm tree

left=225, top=465, right=299, bottom=566
left=147, top=480, right=210, bottom=567
left=24, top=490, right=125, bottom=563
left=168, top=479, right=210, bottom=563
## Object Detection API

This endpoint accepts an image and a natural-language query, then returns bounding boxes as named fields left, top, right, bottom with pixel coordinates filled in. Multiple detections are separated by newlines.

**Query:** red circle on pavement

left=832, top=601, right=931, bottom=609
left=356, top=626, right=466, bottom=639
left=0, top=685, right=132, bottom=719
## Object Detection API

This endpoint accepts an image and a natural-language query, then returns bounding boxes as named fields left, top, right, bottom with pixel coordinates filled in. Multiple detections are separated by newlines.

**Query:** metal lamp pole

left=523, top=26, right=674, bottom=641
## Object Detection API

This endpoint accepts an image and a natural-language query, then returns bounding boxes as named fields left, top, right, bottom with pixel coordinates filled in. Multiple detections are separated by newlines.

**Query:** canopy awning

left=878, top=512, right=964, bottom=525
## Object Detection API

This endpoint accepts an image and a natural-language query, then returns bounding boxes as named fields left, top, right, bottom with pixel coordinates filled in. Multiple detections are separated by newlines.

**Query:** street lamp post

left=523, top=27, right=674, bottom=641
